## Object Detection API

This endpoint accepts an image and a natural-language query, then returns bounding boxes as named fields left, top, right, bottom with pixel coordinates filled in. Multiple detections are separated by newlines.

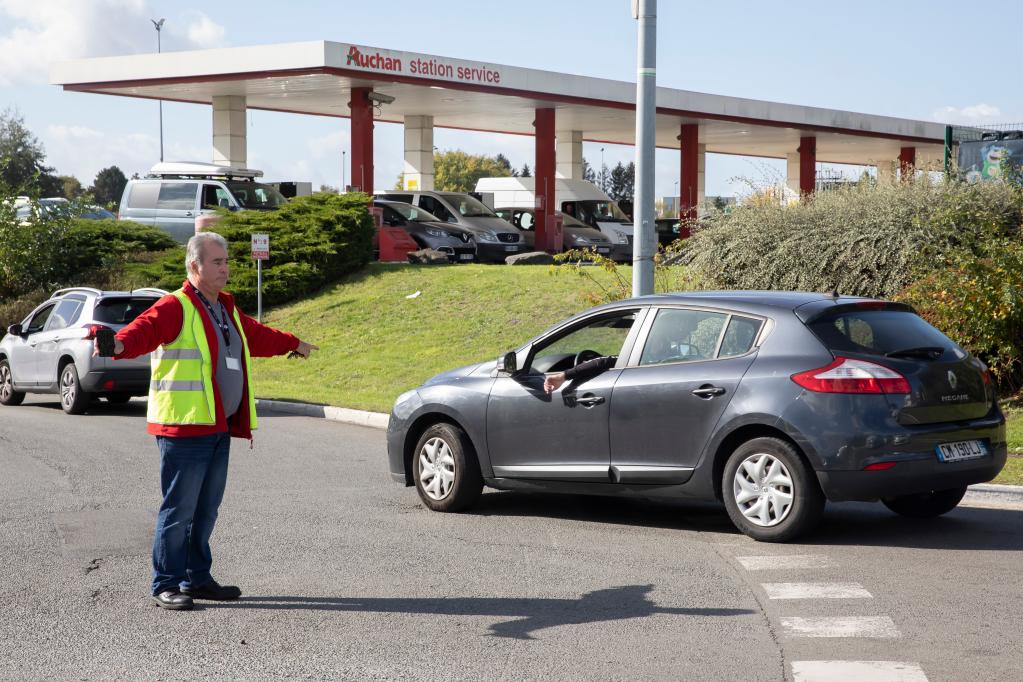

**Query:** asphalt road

left=1, top=396, right=1021, bottom=681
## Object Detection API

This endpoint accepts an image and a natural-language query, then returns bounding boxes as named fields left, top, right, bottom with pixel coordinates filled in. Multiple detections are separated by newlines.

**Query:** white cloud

left=41, top=123, right=207, bottom=183
left=0, top=0, right=226, bottom=86
left=932, top=103, right=1005, bottom=125
left=182, top=10, right=224, bottom=48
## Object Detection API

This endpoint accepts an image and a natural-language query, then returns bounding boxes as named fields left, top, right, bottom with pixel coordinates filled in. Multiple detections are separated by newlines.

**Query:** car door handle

left=185, top=211, right=194, bottom=217
left=691, top=385, right=726, bottom=398
left=575, top=394, right=605, bottom=407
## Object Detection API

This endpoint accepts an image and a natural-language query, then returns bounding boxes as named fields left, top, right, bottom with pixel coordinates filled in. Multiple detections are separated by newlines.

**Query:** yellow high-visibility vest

left=147, top=289, right=257, bottom=430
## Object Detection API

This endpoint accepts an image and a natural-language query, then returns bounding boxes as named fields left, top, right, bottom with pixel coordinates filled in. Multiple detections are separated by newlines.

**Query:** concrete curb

left=255, top=399, right=389, bottom=430
left=255, top=398, right=1023, bottom=499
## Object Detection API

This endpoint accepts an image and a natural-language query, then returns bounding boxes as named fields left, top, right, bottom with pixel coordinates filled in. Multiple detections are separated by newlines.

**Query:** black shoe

left=181, top=579, right=242, bottom=601
left=152, top=590, right=194, bottom=611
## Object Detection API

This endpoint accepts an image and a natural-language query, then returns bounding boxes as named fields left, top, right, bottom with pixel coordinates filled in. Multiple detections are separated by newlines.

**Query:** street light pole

left=151, top=18, right=165, bottom=163
left=342, top=149, right=346, bottom=192
left=600, top=147, right=605, bottom=190
left=632, top=0, right=656, bottom=297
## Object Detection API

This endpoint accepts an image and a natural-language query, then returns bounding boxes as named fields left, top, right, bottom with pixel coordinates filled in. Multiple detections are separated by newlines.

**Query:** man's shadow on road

left=206, top=584, right=753, bottom=640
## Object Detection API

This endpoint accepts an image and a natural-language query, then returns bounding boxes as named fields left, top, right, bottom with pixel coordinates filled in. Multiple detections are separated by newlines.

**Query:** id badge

left=226, top=357, right=241, bottom=371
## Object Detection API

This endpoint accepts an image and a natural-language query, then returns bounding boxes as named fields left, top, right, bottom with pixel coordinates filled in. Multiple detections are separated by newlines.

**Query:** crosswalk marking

left=763, top=582, right=872, bottom=600
left=735, top=554, right=834, bottom=570
left=781, top=616, right=900, bottom=638
left=792, top=660, right=927, bottom=681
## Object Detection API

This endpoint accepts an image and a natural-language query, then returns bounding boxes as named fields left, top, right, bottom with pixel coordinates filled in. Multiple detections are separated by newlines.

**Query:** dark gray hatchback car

left=387, top=291, right=1007, bottom=541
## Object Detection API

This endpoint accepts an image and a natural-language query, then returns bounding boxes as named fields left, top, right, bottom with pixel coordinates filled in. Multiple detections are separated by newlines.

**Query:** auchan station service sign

left=344, top=45, right=502, bottom=85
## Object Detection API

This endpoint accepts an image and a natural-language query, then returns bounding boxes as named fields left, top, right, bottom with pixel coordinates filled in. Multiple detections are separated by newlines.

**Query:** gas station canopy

left=51, top=40, right=945, bottom=165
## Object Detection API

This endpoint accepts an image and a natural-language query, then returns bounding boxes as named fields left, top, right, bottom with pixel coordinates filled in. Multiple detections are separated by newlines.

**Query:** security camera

left=367, top=91, right=395, bottom=105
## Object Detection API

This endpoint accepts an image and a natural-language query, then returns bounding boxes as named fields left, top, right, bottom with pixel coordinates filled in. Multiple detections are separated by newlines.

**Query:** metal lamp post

left=151, top=18, right=165, bottom=163
left=632, top=0, right=656, bottom=296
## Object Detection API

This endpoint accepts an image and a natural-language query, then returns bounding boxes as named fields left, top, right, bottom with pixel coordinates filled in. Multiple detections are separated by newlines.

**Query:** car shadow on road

left=467, top=491, right=739, bottom=535
left=22, top=397, right=148, bottom=416
left=801, top=501, right=1023, bottom=552
left=462, top=491, right=1023, bottom=552
left=203, top=584, right=754, bottom=639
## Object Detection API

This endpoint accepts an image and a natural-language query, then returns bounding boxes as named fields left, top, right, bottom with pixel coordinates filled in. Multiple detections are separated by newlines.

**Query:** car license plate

left=459, top=253, right=474, bottom=261
left=504, top=245, right=518, bottom=251
left=935, top=439, right=988, bottom=462
left=597, top=247, right=610, bottom=253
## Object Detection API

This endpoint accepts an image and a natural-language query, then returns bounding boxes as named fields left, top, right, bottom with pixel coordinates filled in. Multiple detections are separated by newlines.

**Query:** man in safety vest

left=97, top=232, right=318, bottom=611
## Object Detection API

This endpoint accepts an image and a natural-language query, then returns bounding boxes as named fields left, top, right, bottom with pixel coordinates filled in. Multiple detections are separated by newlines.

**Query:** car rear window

left=94, top=297, right=159, bottom=325
left=806, top=310, right=958, bottom=357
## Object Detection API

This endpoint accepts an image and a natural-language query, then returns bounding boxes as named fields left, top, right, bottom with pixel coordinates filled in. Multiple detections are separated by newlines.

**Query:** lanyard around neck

left=194, top=289, right=231, bottom=348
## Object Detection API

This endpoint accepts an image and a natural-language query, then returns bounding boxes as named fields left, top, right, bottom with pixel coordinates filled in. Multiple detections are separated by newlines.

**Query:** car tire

left=104, top=393, right=133, bottom=405
left=882, top=486, right=967, bottom=518
left=722, top=437, right=825, bottom=542
left=59, top=363, right=89, bottom=415
left=413, top=422, right=483, bottom=512
left=0, top=359, right=25, bottom=406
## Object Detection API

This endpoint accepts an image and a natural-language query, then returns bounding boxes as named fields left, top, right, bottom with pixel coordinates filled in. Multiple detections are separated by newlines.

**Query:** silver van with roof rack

left=118, top=162, right=288, bottom=242
left=0, top=287, right=167, bottom=414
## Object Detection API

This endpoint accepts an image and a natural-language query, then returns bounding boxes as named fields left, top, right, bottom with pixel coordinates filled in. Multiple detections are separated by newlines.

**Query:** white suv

left=0, top=287, right=166, bottom=414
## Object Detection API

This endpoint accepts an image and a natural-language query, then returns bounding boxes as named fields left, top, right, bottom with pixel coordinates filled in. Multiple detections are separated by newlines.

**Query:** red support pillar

left=679, top=124, right=699, bottom=222
left=350, top=87, right=374, bottom=194
left=799, top=136, right=817, bottom=196
left=899, top=146, right=916, bottom=180
left=534, top=108, right=556, bottom=252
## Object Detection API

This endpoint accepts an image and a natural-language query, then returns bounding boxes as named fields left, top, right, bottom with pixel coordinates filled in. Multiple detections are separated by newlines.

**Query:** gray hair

left=185, top=232, right=229, bottom=274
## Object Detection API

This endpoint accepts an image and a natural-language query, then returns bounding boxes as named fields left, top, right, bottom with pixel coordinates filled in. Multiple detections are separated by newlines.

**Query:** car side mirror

left=496, top=351, right=518, bottom=375
left=7, top=323, right=23, bottom=337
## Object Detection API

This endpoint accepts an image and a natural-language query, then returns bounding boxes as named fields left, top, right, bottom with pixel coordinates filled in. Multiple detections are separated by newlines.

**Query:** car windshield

left=224, top=181, right=288, bottom=209
left=382, top=202, right=442, bottom=222
left=576, top=200, right=630, bottom=223
left=442, top=194, right=497, bottom=218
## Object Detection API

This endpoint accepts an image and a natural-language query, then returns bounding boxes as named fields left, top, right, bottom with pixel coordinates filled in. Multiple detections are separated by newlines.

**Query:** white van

left=474, top=177, right=633, bottom=261
left=118, top=162, right=288, bottom=243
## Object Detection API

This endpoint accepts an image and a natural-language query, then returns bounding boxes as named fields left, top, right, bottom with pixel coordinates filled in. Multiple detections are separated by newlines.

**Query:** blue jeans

left=151, top=432, right=231, bottom=595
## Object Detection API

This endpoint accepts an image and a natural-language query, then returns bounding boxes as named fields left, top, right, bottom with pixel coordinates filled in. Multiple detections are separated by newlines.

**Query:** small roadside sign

left=251, top=233, right=269, bottom=260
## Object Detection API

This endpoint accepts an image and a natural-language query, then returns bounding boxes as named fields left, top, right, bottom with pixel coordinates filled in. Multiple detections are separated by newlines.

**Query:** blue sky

left=2, top=0, right=1020, bottom=198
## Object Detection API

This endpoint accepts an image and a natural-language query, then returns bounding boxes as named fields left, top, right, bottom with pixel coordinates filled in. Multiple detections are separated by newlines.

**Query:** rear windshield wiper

left=885, top=346, right=945, bottom=359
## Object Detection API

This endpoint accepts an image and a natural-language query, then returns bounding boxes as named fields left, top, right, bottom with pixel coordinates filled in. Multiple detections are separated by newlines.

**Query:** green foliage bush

left=679, top=179, right=1023, bottom=298
left=898, top=238, right=1023, bottom=391
left=0, top=214, right=178, bottom=325
left=203, top=191, right=374, bottom=311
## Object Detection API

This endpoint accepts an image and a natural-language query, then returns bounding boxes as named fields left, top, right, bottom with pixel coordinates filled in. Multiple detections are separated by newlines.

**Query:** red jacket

left=115, top=280, right=300, bottom=440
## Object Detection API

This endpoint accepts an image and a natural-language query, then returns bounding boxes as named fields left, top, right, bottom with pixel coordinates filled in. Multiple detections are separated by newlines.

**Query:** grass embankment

left=252, top=263, right=625, bottom=412
left=251, top=262, right=1022, bottom=485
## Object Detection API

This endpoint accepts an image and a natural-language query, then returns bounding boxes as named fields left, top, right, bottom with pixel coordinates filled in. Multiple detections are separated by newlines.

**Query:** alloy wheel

left=60, top=367, right=77, bottom=410
left=418, top=437, right=455, bottom=501
left=0, top=364, right=11, bottom=402
left=732, top=452, right=794, bottom=527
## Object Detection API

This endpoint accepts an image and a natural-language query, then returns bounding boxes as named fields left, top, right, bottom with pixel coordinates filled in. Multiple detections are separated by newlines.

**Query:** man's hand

left=92, top=338, right=124, bottom=358
left=293, top=340, right=319, bottom=359
left=543, top=372, right=566, bottom=394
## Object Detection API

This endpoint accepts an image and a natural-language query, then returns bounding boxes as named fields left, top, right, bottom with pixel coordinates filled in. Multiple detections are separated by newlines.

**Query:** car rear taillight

left=863, top=462, right=898, bottom=471
left=82, top=323, right=113, bottom=340
left=791, top=357, right=911, bottom=394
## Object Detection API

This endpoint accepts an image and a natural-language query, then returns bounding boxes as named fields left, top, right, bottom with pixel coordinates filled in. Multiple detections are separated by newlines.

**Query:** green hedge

left=679, top=179, right=1023, bottom=298
left=899, top=238, right=1023, bottom=390
left=201, top=191, right=374, bottom=311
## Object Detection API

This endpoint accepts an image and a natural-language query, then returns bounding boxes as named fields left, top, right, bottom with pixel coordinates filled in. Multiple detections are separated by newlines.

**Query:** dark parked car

left=494, top=207, right=614, bottom=256
left=373, top=200, right=476, bottom=262
left=387, top=291, right=1006, bottom=541
left=654, top=218, right=691, bottom=247
left=376, top=191, right=528, bottom=263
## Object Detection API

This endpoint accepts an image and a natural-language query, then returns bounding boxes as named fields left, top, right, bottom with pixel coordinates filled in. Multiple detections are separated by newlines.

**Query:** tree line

left=0, top=108, right=128, bottom=206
